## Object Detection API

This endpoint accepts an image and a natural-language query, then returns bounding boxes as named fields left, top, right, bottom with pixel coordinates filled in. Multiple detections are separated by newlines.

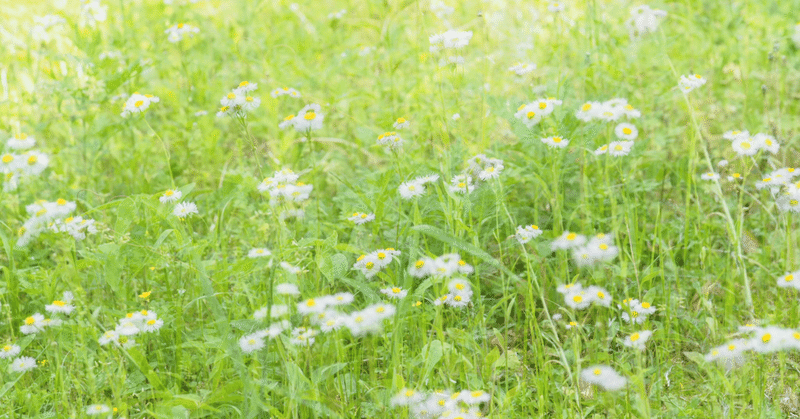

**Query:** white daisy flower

left=20, top=313, right=47, bottom=334
left=700, top=172, right=720, bottom=181
left=141, top=318, right=164, bottom=332
left=86, top=405, right=111, bottom=415
left=248, top=248, right=272, bottom=258
left=11, top=356, right=37, bottom=372
left=159, top=189, right=182, bottom=203
left=98, top=330, right=119, bottom=346
left=551, top=231, right=587, bottom=250
left=120, top=93, right=159, bottom=117
left=172, top=202, right=198, bottom=218
left=393, top=117, right=410, bottom=129
left=614, top=123, right=638, bottom=140
left=580, top=365, right=627, bottom=391
left=607, top=140, right=634, bottom=156
left=380, top=286, right=408, bottom=299
left=348, top=212, right=375, bottom=225
left=623, top=330, right=653, bottom=350
left=7, top=133, right=36, bottom=150
left=515, top=224, right=543, bottom=244
left=732, top=136, right=759, bottom=156
left=509, top=62, right=536, bottom=75
left=276, top=283, right=301, bottom=296
left=723, top=130, right=748, bottom=141
left=679, top=74, right=707, bottom=93
left=399, top=180, right=425, bottom=199
left=239, top=334, right=266, bottom=353
left=0, top=344, right=21, bottom=359
left=164, top=23, right=199, bottom=43
left=293, top=104, right=324, bottom=133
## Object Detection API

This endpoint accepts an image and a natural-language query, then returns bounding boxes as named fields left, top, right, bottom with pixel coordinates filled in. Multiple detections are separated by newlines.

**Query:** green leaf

left=115, top=197, right=137, bottom=235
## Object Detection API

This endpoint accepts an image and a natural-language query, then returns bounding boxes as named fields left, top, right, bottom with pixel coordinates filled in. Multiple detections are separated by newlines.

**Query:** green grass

left=1, top=0, right=800, bottom=417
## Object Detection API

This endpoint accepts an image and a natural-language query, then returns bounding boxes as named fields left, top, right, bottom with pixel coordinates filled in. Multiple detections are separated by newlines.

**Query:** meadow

left=1, top=0, right=800, bottom=417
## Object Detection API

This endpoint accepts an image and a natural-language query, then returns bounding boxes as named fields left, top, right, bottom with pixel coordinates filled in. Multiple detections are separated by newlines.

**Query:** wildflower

left=679, top=74, right=706, bottom=93
left=393, top=117, right=410, bottom=129
left=173, top=202, right=199, bottom=218
left=451, top=113, right=460, bottom=121
left=623, top=330, right=653, bottom=350
left=429, top=30, right=473, bottom=52
left=86, top=405, right=111, bottom=415
left=165, top=23, right=199, bottom=42
left=580, top=365, right=627, bottom=391
left=376, top=131, right=404, bottom=150
left=445, top=293, right=471, bottom=308
left=777, top=271, right=800, bottom=290
left=248, top=248, right=272, bottom=258
left=700, top=172, right=720, bottom=181
left=731, top=135, right=758, bottom=155
left=380, top=286, right=408, bottom=299
left=614, top=123, right=638, bottom=140
left=755, top=133, right=780, bottom=154
left=565, top=321, right=579, bottom=330
left=704, top=338, right=750, bottom=368
left=159, top=189, right=182, bottom=203
left=515, top=224, right=543, bottom=244
left=548, top=2, right=565, bottom=12
left=292, top=104, right=324, bottom=133
left=142, top=318, right=164, bottom=332
left=399, top=180, right=426, bottom=199
left=276, top=283, right=301, bottom=296
left=348, top=212, right=375, bottom=225
left=607, top=140, right=634, bottom=156
left=576, top=101, right=601, bottom=121
left=565, top=289, right=592, bottom=310
left=458, top=389, right=491, bottom=404
left=0, top=344, right=21, bottom=359
left=449, top=175, right=475, bottom=194
left=594, top=144, right=609, bottom=155
left=391, top=388, right=425, bottom=407
left=717, top=159, right=729, bottom=168
left=587, top=286, right=612, bottom=307
left=280, top=261, right=303, bottom=274
left=509, top=62, right=536, bottom=75
left=723, top=130, right=748, bottom=141
left=626, top=5, right=667, bottom=38
left=45, top=295, right=75, bottom=315
left=7, top=133, right=36, bottom=150
left=409, top=257, right=434, bottom=278
left=98, top=330, right=119, bottom=346
left=239, top=334, right=266, bottom=353
left=270, top=87, right=301, bottom=98
left=11, top=356, right=38, bottom=373
left=21, top=313, right=47, bottom=334
left=551, top=231, right=586, bottom=250
left=557, top=283, right=582, bottom=295
left=540, top=135, right=568, bottom=149
left=120, top=92, right=159, bottom=117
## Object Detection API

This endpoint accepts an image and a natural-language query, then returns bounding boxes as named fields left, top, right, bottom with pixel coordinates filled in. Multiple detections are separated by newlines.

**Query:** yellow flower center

left=597, top=292, right=605, bottom=299
left=762, top=333, right=771, bottom=343
left=239, top=81, right=249, bottom=87
left=553, top=137, right=562, bottom=143
left=304, top=112, right=316, bottom=120
left=732, top=173, right=741, bottom=178
left=360, top=213, right=367, bottom=219
left=52, top=300, right=65, bottom=307
left=227, top=93, right=236, bottom=99
left=454, top=295, right=462, bottom=302
left=177, top=23, right=185, bottom=28
left=357, top=254, right=365, bottom=261
left=786, top=274, right=794, bottom=282
left=25, top=317, right=35, bottom=325
left=455, top=283, right=465, bottom=290
left=569, top=321, right=577, bottom=326
left=376, top=306, right=385, bottom=313
left=582, top=103, right=592, bottom=111
left=526, top=111, right=536, bottom=119
left=457, top=182, right=466, bottom=188
left=248, top=339, right=256, bottom=345
left=630, top=333, right=640, bottom=342
left=599, top=243, right=608, bottom=250
left=641, top=302, right=651, bottom=309
left=727, top=345, right=736, bottom=351
left=246, top=96, right=254, bottom=102
left=572, top=295, right=582, bottom=303
left=397, top=117, right=406, bottom=123
left=593, top=368, right=601, bottom=375
left=538, top=102, right=547, bottom=109
left=415, top=260, right=425, bottom=268
left=622, top=127, right=632, bottom=135
left=392, top=287, right=401, bottom=293
left=365, top=262, right=374, bottom=269
left=615, top=145, right=624, bottom=151
left=134, top=100, right=144, bottom=108
left=147, top=319, right=156, bottom=325
left=377, top=252, right=386, bottom=259
left=405, top=390, right=414, bottom=397
left=57, top=198, right=67, bottom=205
left=220, top=106, right=229, bottom=112
left=306, top=299, right=316, bottom=307
left=2, top=345, right=10, bottom=351
left=741, top=142, right=751, bottom=150
left=566, top=233, right=576, bottom=240
left=408, top=185, right=416, bottom=191
left=36, top=209, right=47, bottom=217
left=28, top=155, right=38, bottom=164
left=3, top=154, right=14, bottom=163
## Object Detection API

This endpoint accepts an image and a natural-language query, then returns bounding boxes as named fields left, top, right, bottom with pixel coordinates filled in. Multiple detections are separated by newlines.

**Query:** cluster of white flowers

left=724, top=130, right=780, bottom=156
left=678, top=74, right=707, bottom=93
left=705, top=326, right=800, bottom=366
left=99, top=308, right=165, bottom=348
left=755, top=167, right=796, bottom=191
left=509, top=62, right=536, bottom=76
left=257, top=168, right=313, bottom=205
left=576, top=98, right=640, bottom=122
left=550, top=232, right=619, bottom=267
left=433, top=278, right=474, bottom=308
left=514, top=97, right=562, bottom=128
left=407, top=253, right=473, bottom=278
left=514, top=224, right=543, bottom=244
left=353, top=248, right=402, bottom=279
left=85, top=405, right=111, bottom=416
left=393, top=117, right=409, bottom=130
left=239, top=321, right=291, bottom=353
left=380, top=286, right=408, bottom=299
left=20, top=312, right=62, bottom=335
left=49, top=216, right=98, bottom=240
left=2, top=133, right=50, bottom=191
left=159, top=189, right=182, bottom=203
left=17, top=199, right=78, bottom=246
left=120, top=92, right=160, bottom=117
left=80, top=0, right=108, bottom=28
left=620, top=298, right=657, bottom=324
left=580, top=365, right=627, bottom=391
left=390, top=387, right=490, bottom=418
left=216, top=81, right=261, bottom=117
left=429, top=30, right=473, bottom=52
left=279, top=103, right=324, bottom=133
left=557, top=283, right=613, bottom=310
left=398, top=174, right=439, bottom=200
left=625, top=5, right=667, bottom=39
left=541, top=135, right=569, bottom=149
left=466, top=154, right=504, bottom=181
left=348, top=211, right=375, bottom=225
left=376, top=131, right=404, bottom=150
left=270, top=87, right=301, bottom=98
left=165, top=23, right=199, bottom=42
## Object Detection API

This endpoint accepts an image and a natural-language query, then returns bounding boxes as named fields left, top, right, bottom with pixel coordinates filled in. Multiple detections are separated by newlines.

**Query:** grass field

left=1, top=0, right=800, bottom=417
